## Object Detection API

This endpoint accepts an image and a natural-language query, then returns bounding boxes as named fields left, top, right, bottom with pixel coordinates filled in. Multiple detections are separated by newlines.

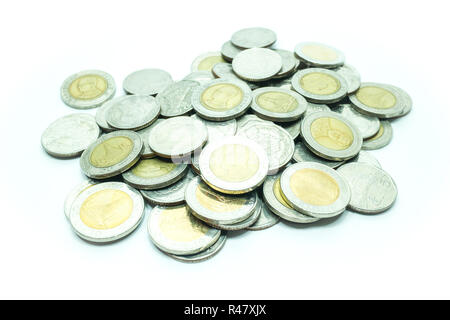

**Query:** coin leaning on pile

left=42, top=26, right=411, bottom=262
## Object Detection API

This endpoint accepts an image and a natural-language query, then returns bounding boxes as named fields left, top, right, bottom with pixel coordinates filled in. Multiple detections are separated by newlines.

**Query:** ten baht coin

left=232, top=48, right=282, bottom=82
left=362, top=120, right=393, bottom=150
left=123, top=68, right=173, bottom=96
left=246, top=201, right=280, bottom=231
left=293, top=142, right=344, bottom=169
left=166, top=233, right=227, bottom=263
left=386, top=84, right=412, bottom=118
left=294, top=42, right=345, bottom=68
left=191, top=52, right=226, bottom=72
left=333, top=103, right=380, bottom=139
left=136, top=119, right=164, bottom=159
left=156, top=80, right=200, bottom=117
left=231, top=27, right=277, bottom=49
left=64, top=179, right=98, bottom=219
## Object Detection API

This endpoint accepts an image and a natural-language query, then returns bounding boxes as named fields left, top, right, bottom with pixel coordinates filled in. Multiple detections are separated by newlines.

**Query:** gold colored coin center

left=195, top=183, right=245, bottom=212
left=301, top=44, right=338, bottom=62
left=273, top=178, right=294, bottom=209
left=159, top=206, right=209, bottom=242
left=90, top=136, right=134, bottom=168
left=300, top=72, right=340, bottom=95
left=356, top=86, right=396, bottom=109
left=198, top=56, right=225, bottom=71
left=131, top=158, right=176, bottom=178
left=201, top=83, right=244, bottom=111
left=256, top=91, right=298, bottom=113
left=69, top=74, right=107, bottom=100
left=310, top=117, right=354, bottom=150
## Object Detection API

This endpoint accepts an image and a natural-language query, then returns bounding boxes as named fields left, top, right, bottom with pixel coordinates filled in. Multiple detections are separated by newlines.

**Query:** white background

left=1, top=0, right=450, bottom=299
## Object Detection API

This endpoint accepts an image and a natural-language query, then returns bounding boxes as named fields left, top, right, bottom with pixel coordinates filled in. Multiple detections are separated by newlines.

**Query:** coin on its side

left=294, top=42, right=345, bottom=68
left=123, top=68, right=173, bottom=96
left=349, top=150, right=381, bottom=168
left=69, top=182, right=145, bottom=242
left=231, top=27, right=277, bottom=49
left=166, top=233, right=227, bottom=263
left=221, top=41, right=243, bottom=62
left=333, top=64, right=361, bottom=94
left=191, top=52, right=226, bottom=72
left=293, top=142, right=344, bottom=168
left=156, top=80, right=199, bottom=117
left=232, top=48, right=282, bottom=82
left=387, top=85, right=412, bottom=118
left=61, top=70, right=116, bottom=109
left=136, top=119, right=164, bottom=158
left=211, top=63, right=259, bottom=90
left=64, top=179, right=98, bottom=219
left=272, top=49, right=298, bottom=79
left=362, top=120, right=393, bottom=150
left=246, top=201, right=280, bottom=231
left=337, top=162, right=397, bottom=214
left=183, top=71, right=215, bottom=85
left=333, top=103, right=380, bottom=139
left=42, top=113, right=100, bottom=158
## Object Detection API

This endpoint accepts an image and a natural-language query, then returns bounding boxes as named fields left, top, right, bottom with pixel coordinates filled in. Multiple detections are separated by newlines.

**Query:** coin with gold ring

left=362, top=120, right=393, bottom=150
left=136, top=119, right=164, bottom=159
left=64, top=179, right=98, bottom=219
left=294, top=42, right=345, bottom=68
left=191, top=52, right=226, bottom=72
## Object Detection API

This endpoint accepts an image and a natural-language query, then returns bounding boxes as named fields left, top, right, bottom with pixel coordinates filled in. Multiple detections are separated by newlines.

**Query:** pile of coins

left=42, top=27, right=410, bottom=262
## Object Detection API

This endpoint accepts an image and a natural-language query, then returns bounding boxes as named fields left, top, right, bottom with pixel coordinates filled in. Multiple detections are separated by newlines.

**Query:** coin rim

left=231, top=27, right=277, bottom=49
left=166, top=233, right=227, bottom=262
left=123, top=68, right=173, bottom=96
left=362, top=120, right=393, bottom=150
left=294, top=42, right=345, bottom=68
left=333, top=103, right=381, bottom=139
left=232, top=48, right=283, bottom=82
left=246, top=201, right=281, bottom=230
left=190, top=52, right=224, bottom=72
left=292, top=142, right=345, bottom=168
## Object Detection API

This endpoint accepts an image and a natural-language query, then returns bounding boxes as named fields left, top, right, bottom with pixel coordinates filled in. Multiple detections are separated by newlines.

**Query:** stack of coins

left=42, top=27, right=409, bottom=262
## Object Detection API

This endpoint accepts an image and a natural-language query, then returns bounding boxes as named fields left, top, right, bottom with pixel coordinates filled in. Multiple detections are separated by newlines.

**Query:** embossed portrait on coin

left=159, top=206, right=209, bottom=242
left=69, top=74, right=107, bottom=100
left=257, top=91, right=298, bottom=113
left=89, top=136, right=134, bottom=168
left=201, top=83, right=244, bottom=111
left=310, top=117, right=354, bottom=150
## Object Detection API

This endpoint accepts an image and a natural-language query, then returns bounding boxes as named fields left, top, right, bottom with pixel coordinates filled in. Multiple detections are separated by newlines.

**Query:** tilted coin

left=156, top=80, right=199, bottom=117
left=293, top=142, right=344, bottom=168
left=337, top=162, right=397, bottom=214
left=262, top=174, right=320, bottom=224
left=191, top=78, right=252, bottom=121
left=294, top=42, right=345, bottom=68
left=122, top=157, right=188, bottom=190
left=349, top=150, right=381, bottom=168
left=185, top=177, right=257, bottom=225
left=304, top=102, right=331, bottom=117
left=183, top=71, right=215, bottom=85
left=69, top=182, right=145, bottom=242
left=148, top=204, right=221, bottom=255
left=258, top=77, right=293, bottom=90
left=301, top=111, right=362, bottom=161
left=387, top=85, right=412, bottom=118
left=280, top=162, right=350, bottom=218
left=123, top=68, right=173, bottom=96
left=246, top=201, right=280, bottom=231
left=280, top=120, right=301, bottom=140
left=136, top=119, right=164, bottom=158
left=221, top=41, right=243, bottom=62
left=211, top=63, right=258, bottom=89
left=191, top=52, right=225, bottom=72
left=80, top=130, right=143, bottom=179
left=333, top=64, right=361, bottom=94
left=61, top=70, right=116, bottom=109
left=42, top=113, right=100, bottom=158
left=362, top=120, right=393, bottom=150
left=148, top=116, right=208, bottom=158
left=190, top=114, right=237, bottom=142
left=272, top=49, right=298, bottom=79
left=232, top=48, right=282, bottom=82
left=105, top=95, right=160, bottom=130
left=64, top=179, right=98, bottom=219
left=199, top=136, right=269, bottom=194
left=333, top=103, right=380, bottom=139
left=95, top=99, right=117, bottom=133
left=236, top=114, right=270, bottom=132
left=231, top=27, right=277, bottom=49
left=166, top=233, right=227, bottom=263
left=291, top=68, right=348, bottom=104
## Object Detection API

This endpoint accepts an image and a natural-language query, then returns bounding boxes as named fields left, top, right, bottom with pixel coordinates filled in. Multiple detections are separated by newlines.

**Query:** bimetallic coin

left=272, top=49, right=298, bottom=79
left=156, top=80, right=199, bottom=117
left=95, top=99, right=117, bottom=133
left=337, top=162, right=397, bottom=214
left=136, top=119, right=164, bottom=158
left=262, top=174, right=320, bottom=224
left=294, top=42, right=345, bottom=68
left=349, top=150, right=381, bottom=168
left=148, top=205, right=221, bottom=255
left=291, top=68, right=348, bottom=104
left=64, top=179, right=98, bottom=219
left=212, top=63, right=259, bottom=90
left=80, top=130, right=143, bottom=179
left=61, top=70, right=116, bottom=109
left=251, top=87, right=307, bottom=122
left=123, top=69, right=173, bottom=96
left=199, top=136, right=269, bottom=194
left=387, top=85, right=412, bottom=118
left=280, top=162, right=350, bottom=218
left=231, top=27, right=277, bottom=49
left=301, top=111, right=362, bottom=161
left=191, top=52, right=225, bottom=72
left=122, top=157, right=188, bottom=190
left=42, top=113, right=100, bottom=158
left=105, top=95, right=160, bottom=130
left=167, top=233, right=227, bottom=263
left=232, top=48, right=282, bottom=82
left=221, top=41, right=243, bottom=62
left=183, top=71, right=215, bottom=85
left=362, top=121, right=393, bottom=150
left=191, top=79, right=252, bottom=121
left=69, top=182, right=145, bottom=242
left=333, top=103, right=380, bottom=139
left=190, top=114, right=237, bottom=142
left=293, top=142, right=344, bottom=168
left=333, top=64, right=361, bottom=94
left=246, top=201, right=280, bottom=231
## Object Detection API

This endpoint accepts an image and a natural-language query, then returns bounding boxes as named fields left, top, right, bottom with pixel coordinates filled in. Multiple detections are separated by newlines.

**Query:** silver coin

left=191, top=78, right=252, bottom=121
left=262, top=174, right=320, bottom=224
left=211, top=63, right=259, bottom=90
left=221, top=41, right=243, bottom=61
left=246, top=201, right=280, bottom=230
left=349, top=82, right=405, bottom=119
left=190, top=114, right=237, bottom=142
left=251, top=87, right=307, bottom=122
left=236, top=114, right=271, bottom=132
left=64, top=179, right=98, bottom=219
left=148, top=116, right=208, bottom=158
left=301, top=111, right=362, bottom=161
left=123, top=68, right=173, bottom=96
left=304, top=102, right=331, bottom=117
left=387, top=85, right=412, bottom=118
left=258, top=77, right=293, bottom=90
left=156, top=80, right=199, bottom=117
left=199, top=136, right=269, bottom=194
left=333, top=64, right=361, bottom=94
left=280, top=120, right=301, bottom=140
left=106, top=95, right=160, bottom=130
left=293, top=142, right=344, bottom=168
left=140, top=170, right=196, bottom=206
left=80, top=130, right=143, bottom=179
left=291, top=68, right=348, bottom=103
left=237, top=122, right=294, bottom=175
left=148, top=204, right=221, bottom=255
left=122, top=157, right=188, bottom=190
left=333, top=103, right=380, bottom=139
left=61, top=70, right=116, bottom=109
left=95, top=99, right=117, bottom=133
left=231, top=27, right=277, bottom=49
left=191, top=149, right=201, bottom=174
left=166, top=233, right=227, bottom=263
left=69, top=182, right=145, bottom=242
left=191, top=52, right=226, bottom=72
left=362, top=121, right=393, bottom=150
left=42, top=113, right=100, bottom=158
left=183, top=71, right=215, bottom=85
left=185, top=176, right=257, bottom=225
left=280, top=162, right=350, bottom=218
left=136, top=119, right=164, bottom=158
left=294, top=42, right=345, bottom=68
left=232, top=48, right=282, bottom=82
left=349, top=150, right=381, bottom=168
left=272, top=49, right=298, bottom=79
left=337, top=162, right=397, bottom=214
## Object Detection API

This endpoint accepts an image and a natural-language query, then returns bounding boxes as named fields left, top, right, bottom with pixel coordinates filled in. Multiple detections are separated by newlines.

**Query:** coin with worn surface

left=123, top=69, right=173, bottom=96
left=221, top=41, right=243, bottom=61
left=280, top=162, right=350, bottom=218
left=166, top=233, right=227, bottom=263
left=61, top=70, right=116, bottom=109
left=333, top=103, right=380, bottom=139
left=148, top=116, right=208, bottom=158
left=246, top=201, right=280, bottom=230
left=387, top=85, right=412, bottom=118
left=148, top=204, right=221, bottom=255
left=191, top=52, right=225, bottom=72
left=301, top=111, right=362, bottom=161
left=333, top=64, right=361, bottom=94
left=262, top=174, right=320, bottom=223
left=291, top=68, right=348, bottom=103
left=156, top=80, right=199, bottom=117
left=95, top=99, right=117, bottom=133
left=64, top=179, right=98, bottom=219
left=185, top=177, right=257, bottom=225
left=337, top=162, right=397, bottom=213
left=122, top=157, right=188, bottom=190
left=362, top=120, right=393, bottom=150
left=293, top=142, right=344, bottom=168
left=106, top=95, right=160, bottom=130
left=191, top=78, right=252, bottom=121
left=136, top=119, right=164, bottom=158
left=80, top=130, right=143, bottom=179
left=211, top=63, right=259, bottom=90
left=272, top=49, right=298, bottom=79
left=42, top=113, right=100, bottom=158
left=232, top=48, right=282, bottom=82
left=183, top=71, right=215, bottom=85
left=349, top=150, right=381, bottom=168
left=251, top=87, right=307, bottom=122
left=69, top=182, right=145, bottom=242
left=199, top=136, right=269, bottom=194
left=294, top=42, right=345, bottom=68
left=231, top=27, right=277, bottom=49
